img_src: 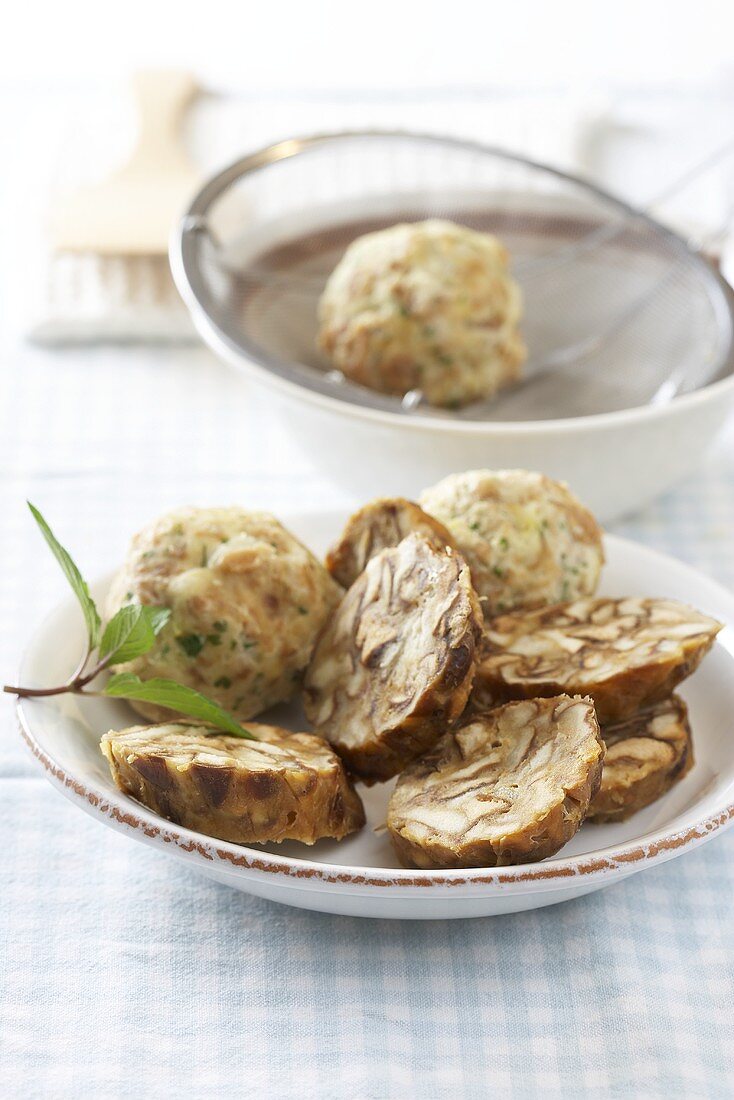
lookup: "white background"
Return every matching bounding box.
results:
[3,0,734,92]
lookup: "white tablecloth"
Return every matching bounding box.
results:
[2,88,734,1099]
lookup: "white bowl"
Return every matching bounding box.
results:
[15,509,734,919]
[196,334,734,520]
[172,132,734,521]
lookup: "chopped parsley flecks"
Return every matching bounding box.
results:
[498,537,509,551]
[242,640,257,651]
[397,303,411,318]
[170,523,184,536]
[206,633,222,646]
[469,521,481,533]
[214,676,232,689]
[212,620,227,632]
[297,605,309,616]
[493,565,504,578]
[176,633,204,658]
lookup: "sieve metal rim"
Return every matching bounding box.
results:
[171,128,734,431]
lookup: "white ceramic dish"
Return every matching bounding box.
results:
[230,372,734,523]
[15,510,734,919]
[172,132,734,521]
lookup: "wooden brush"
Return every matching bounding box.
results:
[31,70,200,345]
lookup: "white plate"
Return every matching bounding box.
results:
[15,510,734,919]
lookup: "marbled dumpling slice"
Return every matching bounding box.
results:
[474,597,721,724]
[101,722,365,845]
[304,533,483,783]
[326,497,455,589]
[388,695,603,869]
[589,695,694,822]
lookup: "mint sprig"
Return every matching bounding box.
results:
[28,502,102,650]
[5,505,253,739]
[105,674,254,739]
[99,604,170,665]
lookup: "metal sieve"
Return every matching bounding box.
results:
[172,131,734,423]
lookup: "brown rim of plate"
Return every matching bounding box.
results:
[17,702,734,890]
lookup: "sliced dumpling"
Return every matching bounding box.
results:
[303,533,483,783]
[101,722,365,845]
[325,497,455,588]
[588,695,693,822]
[473,597,721,724]
[388,696,603,869]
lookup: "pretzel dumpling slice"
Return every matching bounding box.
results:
[326,497,456,588]
[303,533,483,783]
[388,696,603,869]
[100,722,365,845]
[474,597,722,724]
[588,695,694,822]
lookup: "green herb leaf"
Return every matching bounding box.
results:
[103,673,254,739]
[99,605,170,665]
[176,633,204,657]
[28,502,101,649]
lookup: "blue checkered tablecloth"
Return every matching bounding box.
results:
[2,89,734,1100]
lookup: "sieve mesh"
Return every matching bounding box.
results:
[173,132,734,422]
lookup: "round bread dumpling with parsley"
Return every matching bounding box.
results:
[105,508,342,723]
[420,469,604,614]
[317,219,525,409]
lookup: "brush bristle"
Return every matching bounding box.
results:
[29,253,197,345]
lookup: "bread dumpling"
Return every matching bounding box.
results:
[420,468,604,615]
[318,219,525,409]
[105,507,341,722]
